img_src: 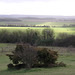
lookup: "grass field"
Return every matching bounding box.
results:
[36,22,75,27]
[0,43,75,75]
[0,49,75,75]
[0,21,75,26]
[0,27,75,37]
[0,21,44,26]
[0,21,75,36]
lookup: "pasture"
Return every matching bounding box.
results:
[0,27,75,36]
[0,21,75,36]
[36,22,75,27]
[0,43,75,75]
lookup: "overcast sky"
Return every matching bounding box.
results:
[0,0,75,16]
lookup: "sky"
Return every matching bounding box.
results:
[0,0,75,16]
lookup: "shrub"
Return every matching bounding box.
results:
[55,33,75,47]
[37,48,58,67]
[7,63,14,69]
[0,29,10,43]
[7,43,66,69]
[25,29,40,45]
[40,28,54,46]
[7,43,38,69]
[57,62,66,67]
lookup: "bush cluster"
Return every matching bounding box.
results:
[7,43,38,69]
[7,43,66,69]
[7,44,58,68]
[37,48,58,66]
[54,33,75,47]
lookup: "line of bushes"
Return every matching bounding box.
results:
[54,33,75,47]
[0,29,75,47]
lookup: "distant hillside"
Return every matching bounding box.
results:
[0,15,75,27]
[0,18,21,22]
[0,15,75,19]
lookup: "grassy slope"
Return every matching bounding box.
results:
[0,43,75,75]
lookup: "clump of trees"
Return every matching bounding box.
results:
[6,43,66,69]
[0,29,75,47]
[54,33,75,47]
[39,28,54,46]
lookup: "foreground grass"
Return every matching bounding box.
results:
[0,52,75,75]
[0,43,16,54]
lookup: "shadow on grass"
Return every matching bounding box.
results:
[0,68,42,75]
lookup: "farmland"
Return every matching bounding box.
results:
[0,26,75,36]
[0,17,75,36]
[0,16,75,75]
[0,18,75,36]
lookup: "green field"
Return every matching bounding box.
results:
[0,21,75,36]
[0,44,75,75]
[36,22,75,27]
[0,27,75,36]
[0,21,44,26]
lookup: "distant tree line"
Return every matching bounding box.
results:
[0,29,75,47]
[0,24,50,27]
[0,18,21,22]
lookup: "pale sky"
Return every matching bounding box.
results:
[0,0,75,16]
